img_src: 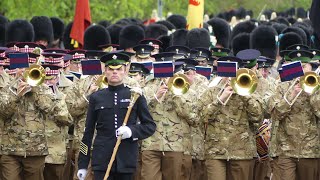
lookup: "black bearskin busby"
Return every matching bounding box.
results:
[250,25,278,59]
[119,25,145,50]
[84,24,111,50]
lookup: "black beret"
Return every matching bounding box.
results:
[84,24,111,50]
[6,19,34,43]
[30,16,54,46]
[119,25,145,50]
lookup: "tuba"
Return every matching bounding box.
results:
[284,72,320,106]
[217,68,258,105]
[167,74,190,95]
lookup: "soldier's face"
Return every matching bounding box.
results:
[105,66,127,86]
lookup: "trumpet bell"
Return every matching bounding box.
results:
[96,75,108,89]
[167,74,190,95]
[231,68,258,96]
[300,72,320,94]
[23,64,46,86]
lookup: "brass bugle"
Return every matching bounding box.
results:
[284,72,320,106]
[217,68,258,105]
[23,64,46,86]
[96,75,108,89]
[167,73,190,95]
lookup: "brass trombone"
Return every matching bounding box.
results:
[284,72,320,106]
[217,68,258,105]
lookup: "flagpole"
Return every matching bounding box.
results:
[158,0,163,19]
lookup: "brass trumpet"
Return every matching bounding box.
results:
[167,74,190,95]
[217,68,258,105]
[284,72,320,106]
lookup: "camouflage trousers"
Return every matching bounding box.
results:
[271,156,319,180]
[0,155,45,180]
[206,159,255,180]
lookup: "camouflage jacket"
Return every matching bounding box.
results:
[190,74,209,160]
[142,78,198,153]
[268,81,320,158]
[0,84,69,157]
[45,86,72,164]
[201,79,263,160]
[0,72,12,155]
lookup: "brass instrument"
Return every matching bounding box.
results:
[167,74,190,95]
[217,68,258,105]
[96,75,108,89]
[284,72,320,106]
[23,64,46,86]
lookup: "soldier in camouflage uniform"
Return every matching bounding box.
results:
[0,57,12,180]
[0,68,69,180]
[202,54,263,180]
[268,50,319,180]
[178,58,209,180]
[141,56,199,180]
[39,55,73,180]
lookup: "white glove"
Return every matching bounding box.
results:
[130,87,143,96]
[116,126,132,139]
[77,169,87,180]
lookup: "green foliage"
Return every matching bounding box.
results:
[0,0,312,24]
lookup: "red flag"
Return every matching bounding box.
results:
[70,0,92,49]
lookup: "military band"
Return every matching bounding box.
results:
[0,5,319,180]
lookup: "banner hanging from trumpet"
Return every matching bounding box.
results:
[9,53,29,69]
[279,61,304,82]
[153,61,174,78]
[81,59,102,75]
[196,66,212,79]
[217,61,238,77]
[186,0,204,30]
